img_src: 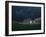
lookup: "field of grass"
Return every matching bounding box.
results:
[12,22,41,31]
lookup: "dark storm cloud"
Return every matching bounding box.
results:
[12,6,41,21]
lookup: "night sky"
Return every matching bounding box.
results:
[12,6,41,21]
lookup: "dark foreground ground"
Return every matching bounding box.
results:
[12,23,41,31]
